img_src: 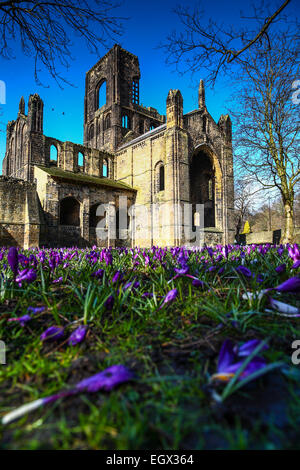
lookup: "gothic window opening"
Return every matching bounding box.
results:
[190,151,215,228]
[159,165,165,191]
[104,114,111,130]
[202,116,207,133]
[78,152,84,168]
[149,123,155,131]
[60,197,80,226]
[132,79,139,104]
[103,159,108,177]
[122,114,130,129]
[155,162,165,193]
[50,144,58,164]
[97,80,106,109]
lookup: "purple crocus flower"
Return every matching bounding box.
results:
[275,264,286,274]
[40,326,64,342]
[91,269,104,279]
[15,268,37,285]
[211,339,268,383]
[27,306,45,314]
[288,244,300,263]
[174,265,189,275]
[236,266,252,278]
[104,295,114,311]
[274,276,300,293]
[74,364,133,393]
[111,270,123,283]
[160,288,178,308]
[292,260,300,270]
[7,247,19,277]
[2,365,133,425]
[103,252,113,266]
[192,278,204,288]
[68,325,87,346]
[8,314,31,326]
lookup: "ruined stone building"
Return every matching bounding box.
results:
[0,44,234,248]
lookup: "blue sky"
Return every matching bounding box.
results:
[0,0,298,171]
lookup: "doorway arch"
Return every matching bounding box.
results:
[190,144,222,229]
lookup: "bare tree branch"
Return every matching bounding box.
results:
[0,0,127,86]
[161,0,294,85]
[231,29,299,242]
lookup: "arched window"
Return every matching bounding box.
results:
[60,197,80,226]
[97,80,106,109]
[149,123,155,131]
[155,162,165,193]
[159,165,165,191]
[78,152,84,167]
[103,159,108,177]
[104,114,111,130]
[190,151,215,228]
[132,79,139,104]
[202,116,207,133]
[50,144,58,164]
[122,114,130,129]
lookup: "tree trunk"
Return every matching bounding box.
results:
[281,201,294,244]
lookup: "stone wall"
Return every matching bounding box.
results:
[245,228,300,245]
[0,176,42,248]
[34,166,136,247]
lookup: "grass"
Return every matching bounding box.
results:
[0,243,299,449]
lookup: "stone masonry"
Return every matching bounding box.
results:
[1,44,234,248]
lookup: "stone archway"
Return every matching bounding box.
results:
[190,144,222,230]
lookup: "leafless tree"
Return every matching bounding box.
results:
[0,0,126,86]
[233,178,260,240]
[163,1,299,243]
[162,0,292,85]
[231,28,299,243]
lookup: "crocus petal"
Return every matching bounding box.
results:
[161,288,178,307]
[174,266,189,275]
[7,247,18,276]
[40,326,64,342]
[27,306,45,314]
[268,297,300,316]
[217,339,236,373]
[192,278,204,288]
[237,339,268,357]
[236,266,252,278]
[225,356,267,378]
[91,269,104,279]
[104,295,114,311]
[274,277,300,293]
[75,364,133,392]
[275,264,286,274]
[1,365,133,425]
[68,325,88,346]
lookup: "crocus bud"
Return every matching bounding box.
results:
[7,247,18,278]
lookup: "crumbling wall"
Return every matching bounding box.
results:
[0,176,41,248]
